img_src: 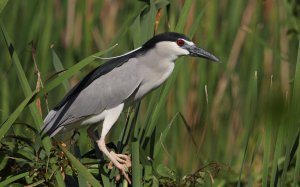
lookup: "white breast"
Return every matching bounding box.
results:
[148,62,174,89]
[134,54,175,100]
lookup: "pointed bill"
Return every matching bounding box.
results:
[185,45,220,62]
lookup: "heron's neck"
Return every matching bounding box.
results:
[136,49,176,84]
[138,49,177,69]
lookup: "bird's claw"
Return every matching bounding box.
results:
[110,151,131,168]
[108,151,132,184]
[119,166,131,184]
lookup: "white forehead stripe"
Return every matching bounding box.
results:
[155,41,189,56]
[181,39,194,46]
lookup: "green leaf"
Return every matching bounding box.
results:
[140,0,156,42]
[51,48,70,91]
[0,172,29,186]
[292,40,300,187]
[0,91,37,141]
[1,77,9,123]
[1,22,50,150]
[58,144,101,187]
[238,71,258,187]
[0,0,8,14]
[153,112,178,158]
[26,179,45,187]
[143,165,159,187]
[0,21,116,142]
[174,0,193,32]
[0,153,8,171]
[1,22,65,186]
[156,164,176,180]
[36,44,117,99]
[132,140,141,186]
[140,0,196,147]
[130,15,142,47]
[294,134,300,186]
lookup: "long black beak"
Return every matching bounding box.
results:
[186,45,219,62]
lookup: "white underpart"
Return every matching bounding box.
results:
[134,63,174,100]
[81,110,107,125]
[156,63,174,85]
[81,103,124,137]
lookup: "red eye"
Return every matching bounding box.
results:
[176,39,185,46]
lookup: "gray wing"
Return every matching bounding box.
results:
[66,58,141,117]
[41,58,142,137]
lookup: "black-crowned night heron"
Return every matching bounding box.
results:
[41,32,219,183]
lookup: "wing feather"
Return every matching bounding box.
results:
[41,57,142,136]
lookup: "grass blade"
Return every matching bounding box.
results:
[174,0,193,32]
[1,20,53,152]
[0,172,29,186]
[0,91,36,140]
[291,40,300,187]
[153,112,179,158]
[51,47,70,91]
[262,123,272,187]
[58,144,101,187]
[294,134,300,186]
[141,0,197,145]
[0,0,8,14]
[1,21,66,186]
[132,141,141,186]
[238,71,258,187]
[1,78,9,123]
[37,44,117,98]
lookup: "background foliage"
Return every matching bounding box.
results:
[0,0,300,186]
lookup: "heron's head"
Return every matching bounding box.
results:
[142,32,219,62]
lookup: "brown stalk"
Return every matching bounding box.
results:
[154,8,162,33]
[279,0,290,96]
[30,42,43,115]
[65,0,76,47]
[210,0,257,129]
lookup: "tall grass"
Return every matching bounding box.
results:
[0,0,299,186]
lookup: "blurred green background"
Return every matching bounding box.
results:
[0,0,300,186]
